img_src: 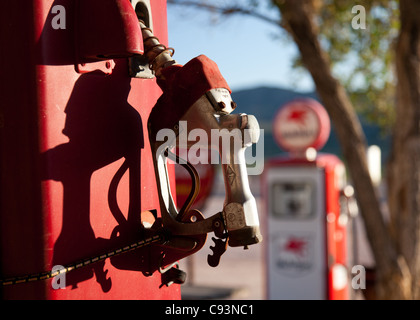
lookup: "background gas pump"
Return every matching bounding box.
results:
[263,98,353,300]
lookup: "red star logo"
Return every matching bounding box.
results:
[284,238,307,256]
[287,109,307,126]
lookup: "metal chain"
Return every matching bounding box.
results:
[0,234,163,286]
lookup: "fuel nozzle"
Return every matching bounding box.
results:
[144,22,262,251]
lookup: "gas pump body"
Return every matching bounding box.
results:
[264,155,349,300]
[263,99,350,300]
[0,0,179,299]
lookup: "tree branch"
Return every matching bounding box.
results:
[167,0,282,28]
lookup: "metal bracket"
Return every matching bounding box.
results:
[75,60,115,75]
[129,54,154,79]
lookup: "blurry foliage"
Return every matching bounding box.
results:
[168,0,400,129]
[312,0,400,129]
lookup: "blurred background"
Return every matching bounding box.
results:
[165,0,417,300]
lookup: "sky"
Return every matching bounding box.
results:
[166,4,315,93]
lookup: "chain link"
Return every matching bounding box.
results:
[0,234,163,286]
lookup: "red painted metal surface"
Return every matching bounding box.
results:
[317,154,349,300]
[76,0,144,61]
[1,0,180,300]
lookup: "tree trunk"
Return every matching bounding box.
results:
[278,0,411,299]
[387,0,420,299]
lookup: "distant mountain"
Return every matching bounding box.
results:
[231,86,391,162]
[232,87,317,120]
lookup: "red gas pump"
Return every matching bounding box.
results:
[263,99,351,300]
[1,0,179,300]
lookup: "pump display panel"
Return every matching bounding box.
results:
[271,181,316,219]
